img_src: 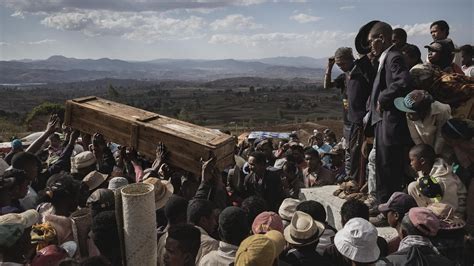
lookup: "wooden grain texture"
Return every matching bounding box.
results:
[65,96,236,175]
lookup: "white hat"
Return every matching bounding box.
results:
[279,198,301,222]
[108,177,129,191]
[71,151,96,173]
[82,170,108,191]
[283,211,325,246]
[334,217,380,263]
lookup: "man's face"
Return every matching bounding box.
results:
[335,57,353,72]
[427,49,441,64]
[461,51,472,66]
[315,135,324,147]
[305,154,321,171]
[386,210,399,228]
[248,156,265,175]
[368,33,384,57]
[164,238,188,266]
[201,210,218,235]
[392,33,405,49]
[24,162,39,182]
[408,151,423,172]
[430,25,446,41]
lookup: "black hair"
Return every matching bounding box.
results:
[340,199,369,225]
[46,173,81,207]
[1,169,28,188]
[401,43,422,64]
[393,28,407,43]
[241,196,267,226]
[289,144,304,153]
[91,211,121,264]
[11,152,41,171]
[296,200,326,223]
[249,151,267,165]
[409,144,436,165]
[167,224,201,260]
[187,199,215,225]
[165,195,188,224]
[79,256,110,266]
[303,147,320,157]
[400,213,423,237]
[218,206,249,246]
[460,44,473,56]
[282,160,297,175]
[430,20,449,36]
[441,118,474,141]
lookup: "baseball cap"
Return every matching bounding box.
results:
[394,90,427,113]
[378,192,417,214]
[252,211,284,234]
[235,231,283,266]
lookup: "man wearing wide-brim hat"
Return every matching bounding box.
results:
[358,20,413,204]
[283,211,333,265]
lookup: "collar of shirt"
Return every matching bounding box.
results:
[377,44,395,72]
[217,241,239,257]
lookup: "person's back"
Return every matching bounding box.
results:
[286,245,333,266]
[384,245,454,266]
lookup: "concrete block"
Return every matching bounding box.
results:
[300,185,398,241]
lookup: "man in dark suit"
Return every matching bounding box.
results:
[364,21,413,203]
[243,151,285,212]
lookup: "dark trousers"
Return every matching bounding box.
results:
[375,123,408,202]
[348,123,366,187]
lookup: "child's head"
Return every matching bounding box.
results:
[408,144,436,172]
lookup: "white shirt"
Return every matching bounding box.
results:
[378,44,395,72]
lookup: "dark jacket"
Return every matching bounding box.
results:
[382,245,455,266]
[284,246,334,266]
[369,46,413,145]
[347,55,374,125]
[243,168,284,212]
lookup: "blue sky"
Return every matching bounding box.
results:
[0,0,472,61]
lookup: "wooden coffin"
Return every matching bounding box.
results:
[64,96,236,175]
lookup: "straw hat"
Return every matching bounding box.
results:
[82,171,108,191]
[142,178,174,210]
[427,203,466,230]
[283,211,325,247]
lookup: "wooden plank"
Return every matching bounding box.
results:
[65,96,236,175]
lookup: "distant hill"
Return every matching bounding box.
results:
[0,55,327,84]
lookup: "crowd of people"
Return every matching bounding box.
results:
[0,20,473,266]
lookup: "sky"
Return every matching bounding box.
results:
[0,0,472,61]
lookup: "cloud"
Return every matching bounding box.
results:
[289,13,322,23]
[339,5,355,10]
[40,10,206,42]
[209,30,354,47]
[11,10,25,18]
[2,0,267,14]
[0,42,10,46]
[23,39,57,45]
[210,14,263,31]
[393,22,431,36]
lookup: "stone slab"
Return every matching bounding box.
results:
[300,185,398,241]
